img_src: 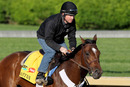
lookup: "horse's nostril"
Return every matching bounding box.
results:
[95,69,99,73]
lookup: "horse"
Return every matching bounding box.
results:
[0,35,102,87]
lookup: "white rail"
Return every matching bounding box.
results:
[0,30,130,38]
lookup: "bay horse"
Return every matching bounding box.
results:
[0,35,102,87]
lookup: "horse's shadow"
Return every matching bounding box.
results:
[103,70,130,74]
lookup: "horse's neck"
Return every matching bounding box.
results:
[57,51,82,84]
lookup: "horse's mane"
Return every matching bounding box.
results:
[67,39,96,58]
[83,39,96,44]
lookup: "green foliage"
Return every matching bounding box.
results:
[0,0,129,29]
[0,0,9,22]
[76,0,130,29]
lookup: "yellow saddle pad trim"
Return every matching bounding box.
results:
[19,51,43,84]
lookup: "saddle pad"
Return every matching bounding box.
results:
[19,51,43,84]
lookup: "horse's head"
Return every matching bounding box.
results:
[80,35,102,79]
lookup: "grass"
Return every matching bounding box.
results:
[0,38,41,59]
[0,37,130,77]
[0,24,39,30]
[0,24,130,77]
[0,24,130,31]
[97,38,130,77]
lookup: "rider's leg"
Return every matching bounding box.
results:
[37,38,56,73]
[37,40,68,73]
[36,39,68,85]
[36,38,56,84]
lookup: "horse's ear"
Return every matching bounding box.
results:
[93,34,97,41]
[80,36,85,44]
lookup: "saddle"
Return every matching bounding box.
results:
[19,49,69,85]
[39,49,69,69]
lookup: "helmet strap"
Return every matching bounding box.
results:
[62,13,69,24]
[63,13,69,24]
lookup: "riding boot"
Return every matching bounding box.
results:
[36,72,48,85]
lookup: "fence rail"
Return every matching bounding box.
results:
[0,30,130,38]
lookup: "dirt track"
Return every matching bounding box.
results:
[86,76,130,87]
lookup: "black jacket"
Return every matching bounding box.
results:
[37,13,76,51]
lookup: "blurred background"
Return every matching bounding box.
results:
[0,0,129,30]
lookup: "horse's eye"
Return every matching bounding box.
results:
[86,52,89,56]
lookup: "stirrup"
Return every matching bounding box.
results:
[36,72,48,85]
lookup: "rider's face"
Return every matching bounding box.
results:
[64,14,75,24]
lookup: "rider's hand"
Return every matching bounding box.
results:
[60,47,68,55]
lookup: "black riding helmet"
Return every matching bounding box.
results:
[61,1,78,15]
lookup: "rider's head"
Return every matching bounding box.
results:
[61,1,78,16]
[61,1,78,23]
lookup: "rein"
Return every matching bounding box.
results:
[70,59,89,71]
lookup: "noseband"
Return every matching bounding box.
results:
[70,44,98,75]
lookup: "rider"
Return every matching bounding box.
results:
[36,1,78,84]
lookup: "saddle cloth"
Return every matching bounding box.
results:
[19,51,43,84]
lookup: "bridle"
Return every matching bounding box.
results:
[70,44,98,75]
[69,43,99,86]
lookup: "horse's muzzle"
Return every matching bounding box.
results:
[92,69,103,79]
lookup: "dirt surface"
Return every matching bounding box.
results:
[86,76,130,87]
